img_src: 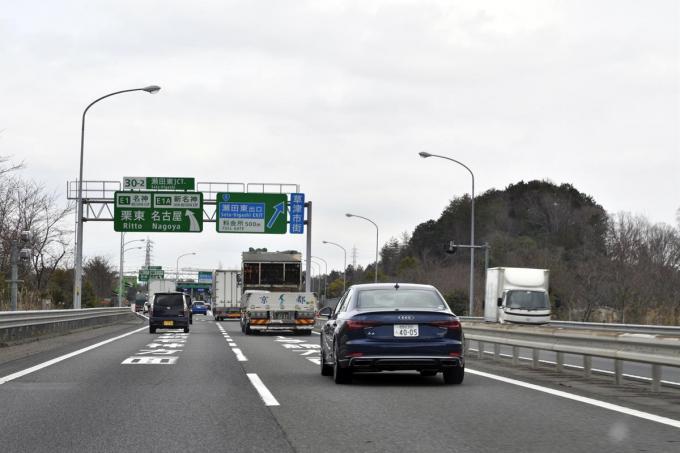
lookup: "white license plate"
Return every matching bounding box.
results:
[394,324,419,337]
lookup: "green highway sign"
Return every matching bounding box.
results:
[139,268,164,281]
[216,193,287,234]
[114,191,203,233]
[123,275,137,287]
[123,177,195,191]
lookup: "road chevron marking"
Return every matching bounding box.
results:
[466,368,680,429]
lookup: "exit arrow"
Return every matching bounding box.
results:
[267,202,285,229]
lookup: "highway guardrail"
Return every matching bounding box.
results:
[0,308,136,345]
[463,323,680,392]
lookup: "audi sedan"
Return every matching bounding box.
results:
[319,283,464,385]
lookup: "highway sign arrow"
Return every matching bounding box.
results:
[267,202,285,229]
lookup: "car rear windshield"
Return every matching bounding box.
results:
[154,294,184,308]
[356,289,447,310]
[194,302,204,306]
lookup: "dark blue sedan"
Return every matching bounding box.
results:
[319,283,464,385]
[191,301,208,315]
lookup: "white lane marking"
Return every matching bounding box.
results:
[247,373,280,406]
[0,326,147,385]
[122,357,178,365]
[232,348,248,362]
[466,368,680,429]
[228,343,237,347]
[312,331,320,335]
[470,348,680,387]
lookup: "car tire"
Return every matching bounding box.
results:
[420,370,437,377]
[333,346,352,384]
[321,349,333,376]
[443,366,464,385]
[149,326,156,334]
[184,327,190,333]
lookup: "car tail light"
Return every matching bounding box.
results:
[346,320,379,330]
[449,351,461,357]
[431,319,461,330]
[347,352,364,357]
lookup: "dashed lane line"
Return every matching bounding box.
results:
[217,324,247,361]
[247,373,280,406]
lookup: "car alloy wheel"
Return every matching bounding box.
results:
[333,345,352,384]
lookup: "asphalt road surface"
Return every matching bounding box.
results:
[1,315,679,452]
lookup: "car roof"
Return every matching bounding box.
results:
[349,283,439,291]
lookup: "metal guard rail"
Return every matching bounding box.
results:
[0,308,132,329]
[463,323,680,392]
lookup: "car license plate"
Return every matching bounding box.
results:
[163,320,174,327]
[394,324,418,337]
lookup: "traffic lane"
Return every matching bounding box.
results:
[0,316,147,378]
[0,319,293,453]
[471,341,680,384]
[224,322,680,453]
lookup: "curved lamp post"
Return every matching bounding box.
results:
[311,255,328,301]
[346,213,379,283]
[176,252,197,283]
[118,237,146,307]
[419,151,475,316]
[322,240,347,293]
[73,85,161,309]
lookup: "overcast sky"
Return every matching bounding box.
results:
[1,0,678,276]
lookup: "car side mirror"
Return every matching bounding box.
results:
[497,297,503,307]
[318,306,333,318]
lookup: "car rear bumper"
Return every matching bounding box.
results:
[250,324,314,331]
[345,355,463,371]
[149,318,190,328]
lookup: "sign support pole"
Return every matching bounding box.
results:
[305,201,312,293]
[118,233,124,307]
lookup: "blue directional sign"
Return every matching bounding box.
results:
[289,193,305,234]
[216,193,287,234]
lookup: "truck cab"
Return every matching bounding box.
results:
[485,267,551,324]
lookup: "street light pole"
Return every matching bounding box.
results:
[73,85,161,309]
[345,213,379,283]
[322,240,347,293]
[311,256,328,302]
[176,252,197,284]
[118,235,145,307]
[419,151,476,315]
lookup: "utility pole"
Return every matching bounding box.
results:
[351,245,357,270]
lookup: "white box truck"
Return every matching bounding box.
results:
[240,290,318,335]
[213,270,242,321]
[484,267,551,324]
[147,279,177,310]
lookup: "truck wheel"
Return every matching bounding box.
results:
[443,366,464,385]
[245,322,252,335]
[184,327,190,333]
[300,330,312,336]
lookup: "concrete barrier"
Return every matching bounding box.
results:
[0,308,137,346]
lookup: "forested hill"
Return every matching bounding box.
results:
[376,180,680,324]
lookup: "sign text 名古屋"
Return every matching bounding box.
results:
[114,191,203,233]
